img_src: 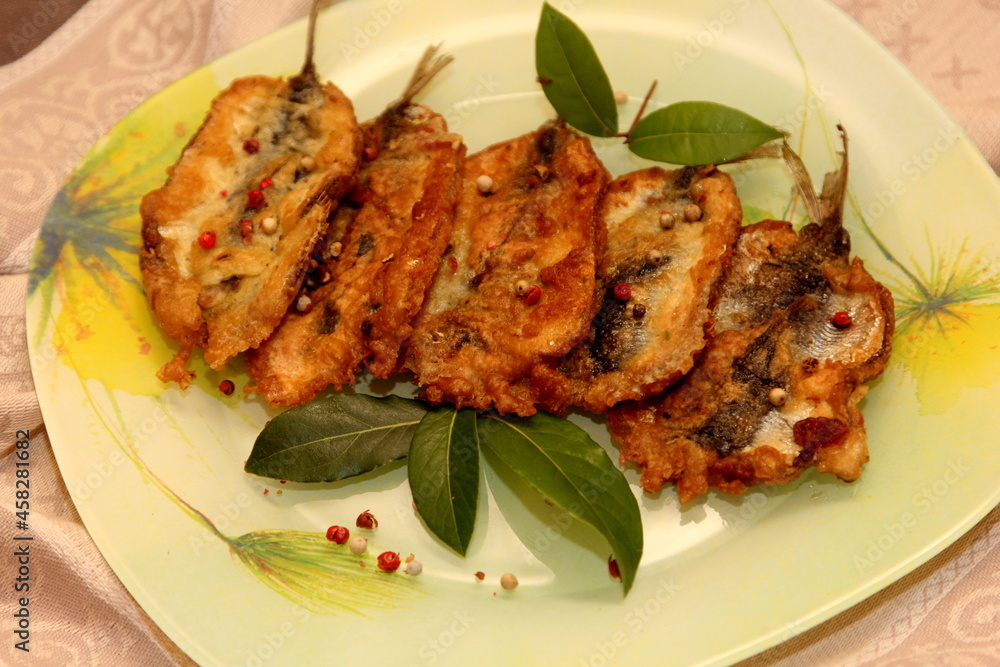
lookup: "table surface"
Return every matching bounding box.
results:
[1,1,998,665]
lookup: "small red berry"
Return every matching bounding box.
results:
[259,177,274,189]
[524,285,542,306]
[326,525,349,544]
[218,379,235,395]
[830,311,852,328]
[243,138,260,154]
[377,552,401,572]
[608,555,621,580]
[197,231,216,249]
[247,189,266,210]
[613,282,632,301]
[356,510,378,529]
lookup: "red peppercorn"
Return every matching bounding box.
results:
[608,555,621,580]
[524,285,542,306]
[247,189,266,210]
[377,551,401,572]
[356,510,378,529]
[830,311,852,328]
[218,379,235,396]
[243,138,260,154]
[326,525,349,545]
[613,282,632,301]
[259,177,273,189]
[197,231,216,249]
[219,190,228,198]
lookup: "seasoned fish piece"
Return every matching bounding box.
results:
[551,165,742,413]
[140,2,362,387]
[246,48,465,406]
[404,121,610,416]
[608,136,895,502]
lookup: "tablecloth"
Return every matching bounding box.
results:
[1,1,997,665]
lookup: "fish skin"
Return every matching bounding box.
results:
[404,121,610,417]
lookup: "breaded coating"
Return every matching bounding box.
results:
[404,121,610,416]
[246,47,464,406]
[551,165,742,413]
[608,136,894,502]
[140,9,362,387]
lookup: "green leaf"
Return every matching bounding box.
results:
[245,394,429,482]
[408,408,481,555]
[536,2,618,137]
[477,412,643,593]
[628,101,783,165]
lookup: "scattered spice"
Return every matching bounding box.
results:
[659,211,676,230]
[296,295,312,313]
[830,311,852,328]
[218,379,235,396]
[197,231,216,249]
[299,155,316,172]
[630,303,647,319]
[646,249,664,266]
[524,285,542,306]
[613,282,632,301]
[247,189,266,210]
[475,571,486,581]
[683,203,703,222]
[515,279,531,296]
[608,556,621,580]
[356,510,379,529]
[405,560,423,576]
[614,90,629,105]
[258,177,274,189]
[377,551,401,572]
[260,217,278,234]
[500,573,519,590]
[348,536,368,555]
[476,174,494,194]
[326,525,349,544]
[219,190,228,198]
[768,387,788,406]
[242,138,260,154]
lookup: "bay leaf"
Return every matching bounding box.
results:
[628,101,783,165]
[477,412,643,593]
[244,394,428,482]
[408,408,480,555]
[536,2,618,137]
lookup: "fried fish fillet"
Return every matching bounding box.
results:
[549,165,742,413]
[245,48,465,406]
[404,121,610,416]
[140,3,362,387]
[608,136,895,502]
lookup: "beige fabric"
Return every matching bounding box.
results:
[0,1,996,664]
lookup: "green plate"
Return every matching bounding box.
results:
[27,0,1000,665]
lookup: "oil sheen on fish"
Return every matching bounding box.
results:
[550,165,742,413]
[245,49,465,406]
[608,137,894,502]
[404,120,610,416]
[140,4,362,387]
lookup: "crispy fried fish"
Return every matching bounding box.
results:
[403,121,610,416]
[245,48,465,406]
[550,165,742,413]
[140,1,362,387]
[608,135,894,502]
